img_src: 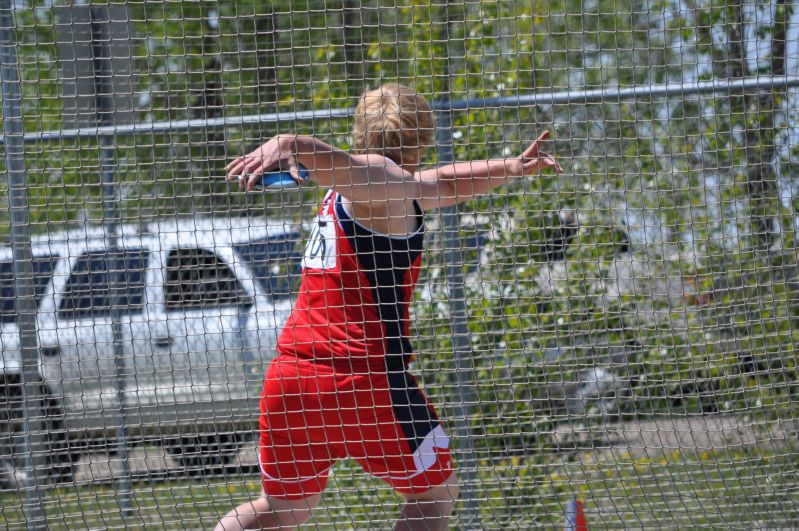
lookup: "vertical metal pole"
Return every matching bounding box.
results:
[436,110,481,528]
[91,8,133,517]
[434,0,480,526]
[0,2,48,529]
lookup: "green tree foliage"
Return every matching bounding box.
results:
[412,0,799,460]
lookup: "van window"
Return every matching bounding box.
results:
[58,250,149,320]
[0,257,59,323]
[234,235,301,301]
[164,248,253,310]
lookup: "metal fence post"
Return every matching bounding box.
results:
[0,1,48,529]
[436,108,481,528]
[91,7,133,518]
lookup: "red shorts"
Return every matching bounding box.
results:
[258,355,454,500]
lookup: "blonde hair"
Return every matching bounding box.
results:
[352,83,435,168]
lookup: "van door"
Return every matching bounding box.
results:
[0,254,60,372]
[50,247,149,430]
[232,234,302,375]
[146,244,255,424]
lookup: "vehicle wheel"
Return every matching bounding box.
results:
[164,432,250,476]
[0,376,76,490]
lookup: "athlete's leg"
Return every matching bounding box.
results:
[345,369,458,530]
[219,356,333,530]
[214,493,322,531]
[395,472,459,531]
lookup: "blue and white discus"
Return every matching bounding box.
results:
[255,163,309,191]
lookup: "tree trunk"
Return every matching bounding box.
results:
[726,0,791,251]
[343,0,364,91]
[254,11,278,110]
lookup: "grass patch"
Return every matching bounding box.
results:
[484,446,799,529]
[1,447,797,529]
[573,447,799,528]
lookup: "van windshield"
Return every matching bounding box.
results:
[234,235,301,301]
[0,257,59,323]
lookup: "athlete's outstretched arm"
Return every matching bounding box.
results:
[226,134,413,204]
[415,131,562,211]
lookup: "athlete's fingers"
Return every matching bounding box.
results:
[520,130,551,161]
[233,149,265,172]
[242,156,272,179]
[553,156,563,173]
[521,152,562,175]
[235,160,257,191]
[286,155,304,185]
[520,142,539,161]
[226,156,245,175]
[232,156,263,191]
[227,158,256,191]
[228,137,298,191]
[518,131,562,175]
[536,152,562,173]
[226,157,247,180]
[242,153,266,172]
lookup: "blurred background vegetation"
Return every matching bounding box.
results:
[1,0,798,526]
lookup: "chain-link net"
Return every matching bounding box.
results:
[1,1,798,529]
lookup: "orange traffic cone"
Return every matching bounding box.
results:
[564,498,587,531]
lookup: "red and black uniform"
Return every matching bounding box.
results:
[259,190,454,499]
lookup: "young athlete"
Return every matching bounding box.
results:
[217,83,561,530]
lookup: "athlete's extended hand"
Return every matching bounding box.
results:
[518,130,563,175]
[225,135,303,191]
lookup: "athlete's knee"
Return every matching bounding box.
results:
[432,473,460,508]
[267,494,321,527]
[396,474,459,531]
[404,472,460,507]
[215,494,320,530]
[446,476,460,505]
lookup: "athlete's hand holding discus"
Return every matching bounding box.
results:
[226,135,307,192]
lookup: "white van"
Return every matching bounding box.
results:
[0,217,302,486]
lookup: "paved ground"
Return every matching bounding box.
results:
[551,414,798,457]
[72,439,261,484]
[67,414,799,484]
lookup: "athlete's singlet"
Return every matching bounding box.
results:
[276,189,425,373]
[260,189,454,499]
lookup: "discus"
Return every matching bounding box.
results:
[254,163,309,191]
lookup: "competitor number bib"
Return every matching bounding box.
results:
[302,212,337,270]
